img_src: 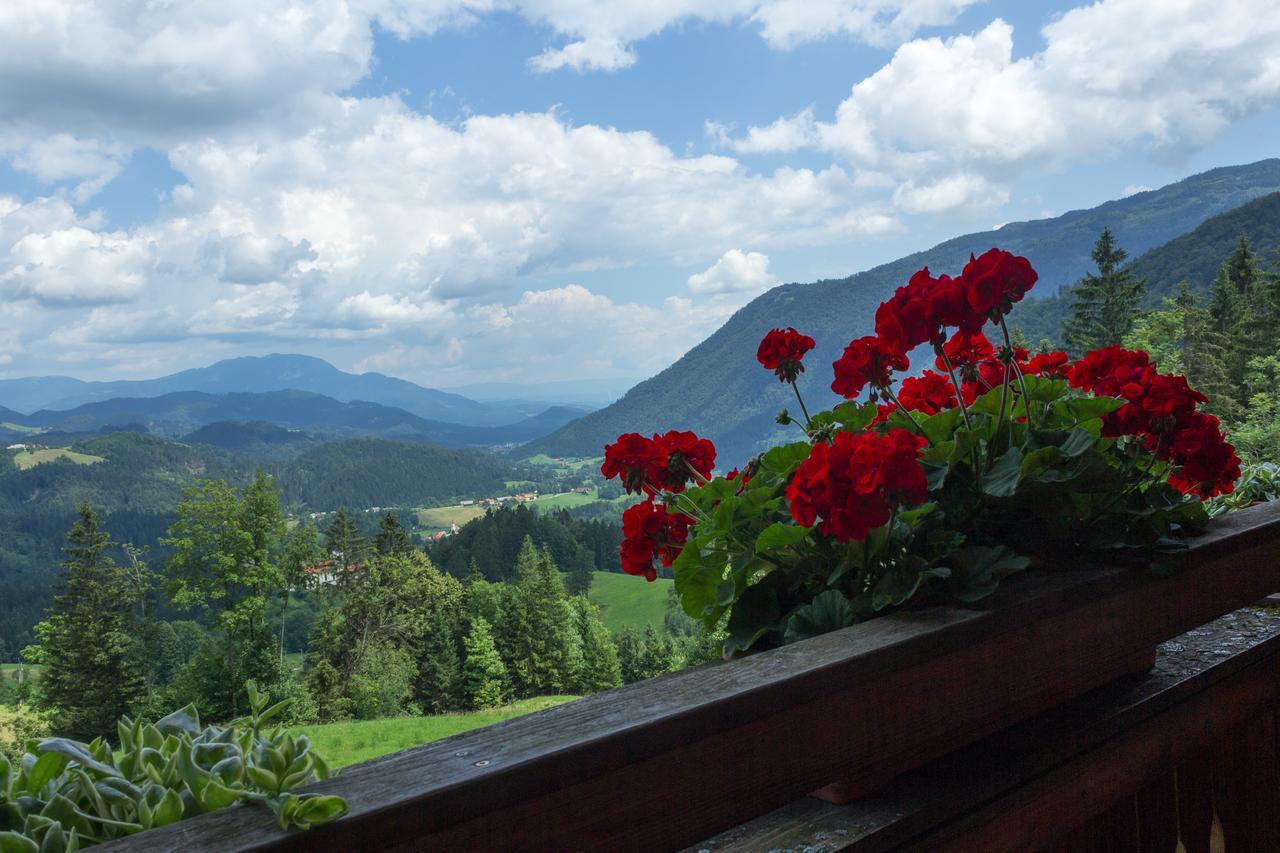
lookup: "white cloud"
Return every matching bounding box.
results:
[1121,184,1152,198]
[687,249,779,294]
[721,1,1280,211]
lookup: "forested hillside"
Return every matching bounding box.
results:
[526,159,1280,464]
[1011,191,1280,344]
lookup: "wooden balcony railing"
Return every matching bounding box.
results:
[106,501,1280,852]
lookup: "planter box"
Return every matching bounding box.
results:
[111,502,1280,852]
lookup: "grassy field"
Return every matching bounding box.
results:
[297,696,578,768]
[1,422,43,436]
[416,504,487,530]
[11,448,105,470]
[532,490,598,511]
[0,663,43,682]
[524,454,602,472]
[588,571,671,634]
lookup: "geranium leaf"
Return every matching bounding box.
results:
[984,447,1024,497]
[783,590,856,643]
[754,522,811,554]
[1060,426,1097,457]
[920,408,963,445]
[832,400,878,432]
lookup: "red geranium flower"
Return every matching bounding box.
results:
[757,327,816,383]
[961,249,1038,317]
[1067,346,1155,398]
[786,428,928,542]
[832,336,910,398]
[1158,412,1240,499]
[651,430,716,491]
[898,370,958,415]
[1024,351,1070,379]
[620,499,692,581]
[936,329,995,373]
[602,433,664,494]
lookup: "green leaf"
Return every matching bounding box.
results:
[919,408,962,445]
[948,545,1030,603]
[0,831,37,853]
[723,576,784,655]
[154,705,201,738]
[984,446,1024,497]
[758,441,811,475]
[151,790,183,828]
[1060,426,1097,457]
[1020,375,1069,403]
[291,795,348,829]
[35,741,117,779]
[754,522,811,554]
[783,591,856,644]
[1062,395,1124,422]
[25,753,68,798]
[831,400,878,432]
[197,779,240,812]
[871,562,949,611]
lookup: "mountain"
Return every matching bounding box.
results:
[182,421,324,459]
[526,159,1280,464]
[1011,191,1280,344]
[442,378,640,409]
[0,353,520,426]
[7,390,589,449]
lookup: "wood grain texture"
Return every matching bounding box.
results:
[104,502,1280,852]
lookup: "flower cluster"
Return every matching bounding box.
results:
[757,327,816,383]
[602,430,715,580]
[602,430,716,494]
[1068,346,1240,497]
[619,499,691,581]
[786,429,928,542]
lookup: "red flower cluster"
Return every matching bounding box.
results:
[961,249,1037,316]
[831,336,909,398]
[620,499,691,581]
[786,429,928,542]
[757,327,816,383]
[1068,347,1239,497]
[602,430,716,494]
[898,370,958,415]
[1024,350,1071,379]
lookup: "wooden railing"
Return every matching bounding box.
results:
[106,501,1280,852]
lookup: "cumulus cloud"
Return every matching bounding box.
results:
[719,0,1280,211]
[687,249,779,294]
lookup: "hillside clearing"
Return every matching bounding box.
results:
[11,449,105,470]
[588,570,671,634]
[296,696,578,768]
[416,504,487,530]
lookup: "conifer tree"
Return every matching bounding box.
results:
[1063,228,1146,355]
[572,596,622,693]
[374,510,414,556]
[635,625,679,681]
[503,538,581,696]
[417,618,463,713]
[462,617,509,710]
[323,508,367,584]
[40,504,146,739]
[615,626,644,684]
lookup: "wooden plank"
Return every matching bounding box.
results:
[695,610,1280,853]
[1134,772,1178,853]
[1174,754,1214,853]
[107,502,1280,852]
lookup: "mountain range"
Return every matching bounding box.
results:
[0,354,543,426]
[525,158,1280,464]
[0,390,590,451]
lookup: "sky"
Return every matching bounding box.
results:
[1,1,1279,390]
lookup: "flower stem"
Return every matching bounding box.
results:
[880,386,926,438]
[790,379,813,428]
[937,348,974,430]
[1000,317,1033,423]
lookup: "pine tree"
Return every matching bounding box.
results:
[1063,228,1146,355]
[615,626,644,684]
[417,619,463,713]
[635,625,678,681]
[40,505,146,739]
[462,617,509,710]
[374,510,414,556]
[502,538,581,696]
[323,508,367,585]
[572,596,622,693]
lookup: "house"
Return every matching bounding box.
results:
[301,559,360,586]
[460,499,476,506]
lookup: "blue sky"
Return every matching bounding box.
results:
[0,0,1277,388]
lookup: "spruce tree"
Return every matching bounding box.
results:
[503,538,581,696]
[462,617,509,710]
[374,510,414,556]
[323,508,367,583]
[635,625,678,681]
[1063,228,1146,355]
[615,626,644,684]
[40,504,146,740]
[572,596,622,693]
[417,617,463,713]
